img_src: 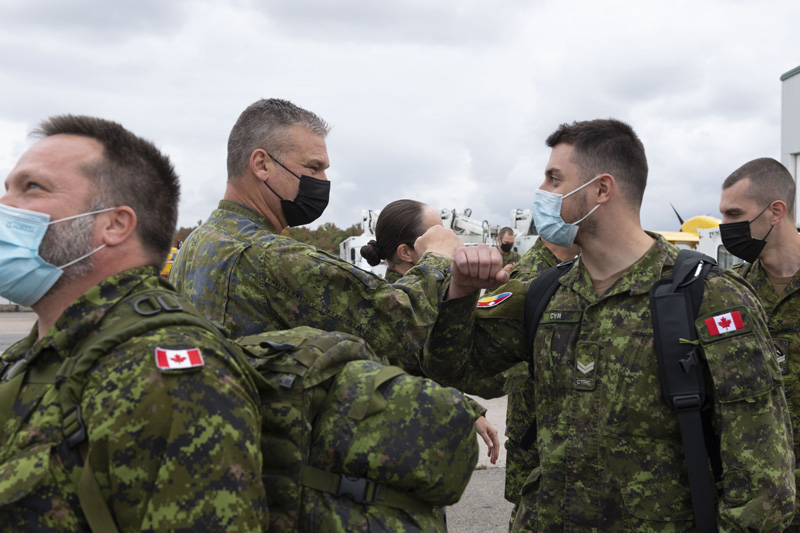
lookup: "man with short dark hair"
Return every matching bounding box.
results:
[496,226,521,272]
[719,156,800,527]
[170,98,464,370]
[422,119,795,531]
[0,115,265,531]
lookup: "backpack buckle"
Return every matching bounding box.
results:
[672,394,701,412]
[63,405,88,449]
[2,359,27,381]
[337,475,379,504]
[133,295,184,316]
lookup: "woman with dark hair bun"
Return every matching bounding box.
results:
[361,199,501,465]
[360,199,444,282]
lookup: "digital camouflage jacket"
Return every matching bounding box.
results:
[0,267,266,532]
[735,258,800,528]
[383,268,402,283]
[500,248,522,268]
[422,234,795,531]
[170,200,451,372]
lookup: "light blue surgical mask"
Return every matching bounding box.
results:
[532,175,600,248]
[0,204,115,306]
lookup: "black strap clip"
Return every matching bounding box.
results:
[672,394,701,412]
[63,404,88,449]
[133,295,184,316]
[337,475,379,504]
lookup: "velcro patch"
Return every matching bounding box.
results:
[696,306,752,343]
[574,342,598,391]
[477,292,512,308]
[540,310,582,324]
[704,310,744,336]
[155,347,204,370]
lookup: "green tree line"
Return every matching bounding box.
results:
[174,221,362,255]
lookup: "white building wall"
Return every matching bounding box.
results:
[781,66,800,178]
[782,66,800,215]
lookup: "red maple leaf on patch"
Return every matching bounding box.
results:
[171,354,186,363]
[717,316,732,329]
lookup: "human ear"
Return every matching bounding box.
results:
[769,200,787,225]
[396,243,415,263]
[596,174,615,204]
[250,149,271,182]
[98,206,137,247]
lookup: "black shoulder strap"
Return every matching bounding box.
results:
[649,249,718,532]
[523,258,577,363]
[519,257,576,451]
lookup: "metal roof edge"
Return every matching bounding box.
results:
[781,65,800,81]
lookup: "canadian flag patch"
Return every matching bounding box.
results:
[704,311,745,336]
[155,348,204,370]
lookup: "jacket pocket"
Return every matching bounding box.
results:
[0,444,51,506]
[621,476,694,525]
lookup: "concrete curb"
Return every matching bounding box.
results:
[0,305,33,312]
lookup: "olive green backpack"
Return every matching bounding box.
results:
[57,284,478,532]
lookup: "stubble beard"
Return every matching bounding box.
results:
[38,214,97,295]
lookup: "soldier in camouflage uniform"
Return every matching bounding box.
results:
[167,99,497,468]
[0,116,265,531]
[421,119,795,531]
[170,99,463,372]
[360,198,501,461]
[359,199,446,283]
[719,157,800,530]
[496,227,522,272]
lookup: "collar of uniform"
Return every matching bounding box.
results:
[533,238,559,268]
[745,258,800,305]
[14,266,162,363]
[560,231,675,301]
[217,200,278,234]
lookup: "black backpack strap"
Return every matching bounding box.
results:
[523,258,577,363]
[650,249,718,532]
[519,257,576,451]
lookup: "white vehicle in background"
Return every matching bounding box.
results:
[340,208,534,275]
[660,214,742,269]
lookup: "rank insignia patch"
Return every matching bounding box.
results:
[704,310,744,336]
[155,348,205,370]
[477,292,512,308]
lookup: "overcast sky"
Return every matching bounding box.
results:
[2,0,799,236]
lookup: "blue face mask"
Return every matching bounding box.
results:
[532,175,600,248]
[0,204,115,306]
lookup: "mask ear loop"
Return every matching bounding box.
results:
[57,244,107,269]
[47,206,117,225]
[563,175,602,225]
[48,206,116,268]
[751,203,775,241]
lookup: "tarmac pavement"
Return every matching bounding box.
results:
[0,310,36,351]
[0,310,515,532]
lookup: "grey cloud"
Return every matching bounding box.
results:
[254,0,526,45]
[0,0,190,43]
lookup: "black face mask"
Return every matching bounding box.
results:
[719,204,773,263]
[265,153,330,227]
[500,242,514,253]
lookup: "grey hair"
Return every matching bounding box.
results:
[226,98,330,180]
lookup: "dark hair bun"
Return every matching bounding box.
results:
[360,240,385,266]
